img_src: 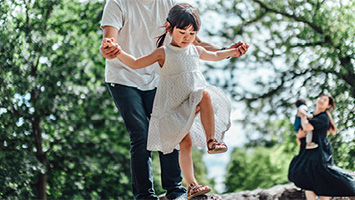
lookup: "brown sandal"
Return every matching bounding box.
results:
[187,182,211,200]
[207,138,228,154]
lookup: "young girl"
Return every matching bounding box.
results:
[104,3,249,199]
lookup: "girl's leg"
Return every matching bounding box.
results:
[179,133,210,199]
[319,197,330,200]
[179,133,195,184]
[305,190,317,200]
[305,131,318,149]
[197,91,215,142]
[306,131,312,143]
[197,91,227,152]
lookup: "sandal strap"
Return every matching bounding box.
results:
[207,139,227,150]
[188,182,198,189]
[187,182,207,195]
[207,138,217,145]
[207,138,217,150]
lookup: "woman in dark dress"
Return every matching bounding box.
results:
[288,94,355,200]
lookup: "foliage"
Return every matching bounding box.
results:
[0,0,133,199]
[201,0,355,182]
[225,119,298,193]
[0,1,212,199]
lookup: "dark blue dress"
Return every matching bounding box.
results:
[288,111,355,196]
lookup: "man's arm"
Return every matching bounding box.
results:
[193,36,222,51]
[100,26,121,59]
[194,36,248,57]
[197,43,249,61]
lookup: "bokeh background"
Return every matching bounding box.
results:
[1,0,354,199]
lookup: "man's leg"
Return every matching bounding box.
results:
[108,83,157,200]
[142,90,186,199]
[159,150,187,199]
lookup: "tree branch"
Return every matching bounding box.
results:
[289,41,325,48]
[252,0,323,34]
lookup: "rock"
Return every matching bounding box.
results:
[219,183,355,200]
[159,183,355,200]
[158,194,222,200]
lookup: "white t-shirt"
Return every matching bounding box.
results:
[101,0,175,90]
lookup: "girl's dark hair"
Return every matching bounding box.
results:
[157,3,201,47]
[319,93,337,135]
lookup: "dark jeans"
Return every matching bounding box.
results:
[108,83,186,200]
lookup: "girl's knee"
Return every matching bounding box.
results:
[201,91,211,103]
[180,135,193,149]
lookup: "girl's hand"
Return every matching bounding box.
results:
[100,37,121,59]
[296,129,307,139]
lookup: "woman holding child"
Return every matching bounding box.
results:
[288,94,355,199]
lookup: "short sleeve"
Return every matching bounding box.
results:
[299,104,308,111]
[309,112,329,130]
[100,0,123,31]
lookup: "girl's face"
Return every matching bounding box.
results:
[170,25,197,48]
[316,95,331,110]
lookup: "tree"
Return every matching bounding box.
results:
[201,0,355,169]
[196,0,355,192]
[225,119,298,192]
[1,1,212,199]
[0,0,132,199]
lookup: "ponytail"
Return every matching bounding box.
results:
[156,32,167,48]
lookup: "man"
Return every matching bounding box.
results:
[100,1,247,199]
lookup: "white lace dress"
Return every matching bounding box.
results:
[147,43,231,154]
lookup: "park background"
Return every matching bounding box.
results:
[1,0,354,199]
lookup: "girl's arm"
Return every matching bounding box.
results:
[117,47,165,69]
[196,43,249,61]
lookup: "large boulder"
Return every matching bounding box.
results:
[159,183,355,200]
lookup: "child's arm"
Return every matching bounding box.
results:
[116,45,165,69]
[197,43,249,61]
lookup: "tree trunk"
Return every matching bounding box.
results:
[37,173,47,200]
[33,115,47,200]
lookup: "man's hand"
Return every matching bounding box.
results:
[100,37,121,59]
[227,41,249,57]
